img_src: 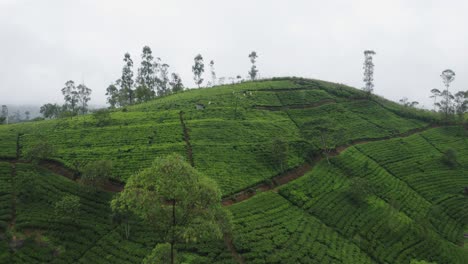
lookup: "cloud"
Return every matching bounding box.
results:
[0,0,467,108]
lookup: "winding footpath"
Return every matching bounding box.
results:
[0,124,440,206]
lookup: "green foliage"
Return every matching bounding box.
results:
[347,177,372,205]
[23,139,56,164]
[441,148,458,168]
[112,154,231,263]
[271,138,288,172]
[143,243,174,264]
[80,160,113,189]
[92,109,112,127]
[54,194,80,222]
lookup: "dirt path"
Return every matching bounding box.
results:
[222,124,441,205]
[179,111,195,167]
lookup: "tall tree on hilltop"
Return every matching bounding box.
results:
[192,54,205,88]
[362,50,376,95]
[158,63,171,96]
[111,154,232,264]
[136,46,156,102]
[440,69,456,119]
[454,90,468,121]
[62,80,79,115]
[120,53,135,106]
[430,88,441,111]
[76,83,92,114]
[106,83,120,108]
[170,73,184,93]
[248,51,258,80]
[209,60,216,86]
[40,103,61,119]
[1,105,8,124]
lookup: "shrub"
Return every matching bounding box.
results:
[80,160,113,189]
[441,148,458,168]
[347,177,372,205]
[143,243,174,264]
[93,109,112,127]
[23,140,56,164]
[55,194,80,222]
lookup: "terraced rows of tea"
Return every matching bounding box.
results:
[0,78,466,263]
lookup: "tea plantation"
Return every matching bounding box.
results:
[0,78,466,263]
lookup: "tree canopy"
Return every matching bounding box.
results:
[111,154,231,264]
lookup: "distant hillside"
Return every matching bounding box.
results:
[0,77,466,263]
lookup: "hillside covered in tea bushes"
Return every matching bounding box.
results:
[0,78,467,263]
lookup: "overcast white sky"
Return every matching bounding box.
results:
[1,0,467,108]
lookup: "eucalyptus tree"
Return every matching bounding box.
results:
[430,88,441,111]
[170,73,184,93]
[248,51,258,80]
[105,83,120,108]
[61,80,79,115]
[76,84,92,114]
[158,63,171,96]
[192,54,205,88]
[120,53,135,106]
[40,103,61,119]
[1,105,8,124]
[440,69,456,119]
[111,154,231,264]
[136,46,156,101]
[209,60,216,86]
[362,50,376,95]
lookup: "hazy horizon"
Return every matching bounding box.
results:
[1,0,467,109]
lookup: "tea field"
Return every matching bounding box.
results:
[0,78,466,263]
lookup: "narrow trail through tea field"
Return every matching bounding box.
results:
[179,111,195,167]
[0,124,441,206]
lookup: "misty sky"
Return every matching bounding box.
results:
[1,0,467,108]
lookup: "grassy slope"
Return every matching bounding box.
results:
[0,77,466,263]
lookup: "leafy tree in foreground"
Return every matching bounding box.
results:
[81,160,113,190]
[192,54,205,88]
[248,51,258,80]
[143,243,172,264]
[111,154,231,264]
[55,194,80,223]
[23,140,56,164]
[362,50,376,95]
